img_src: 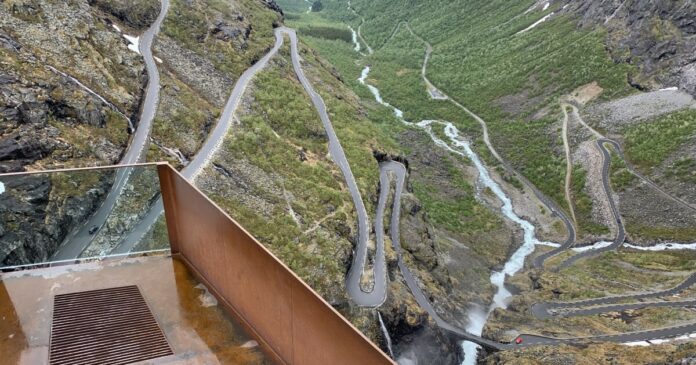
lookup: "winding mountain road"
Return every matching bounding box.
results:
[51,0,170,261]
[567,102,696,213]
[55,6,696,352]
[398,22,577,269]
[376,161,507,350]
[368,141,696,350]
[532,271,696,319]
[557,139,626,269]
[536,298,696,319]
[347,13,696,351]
[111,28,285,254]
[284,28,386,307]
[603,138,696,213]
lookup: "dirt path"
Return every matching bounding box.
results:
[345,14,696,351]
[347,1,373,54]
[561,104,578,227]
[568,101,696,213]
[398,21,576,267]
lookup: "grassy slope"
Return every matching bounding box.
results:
[572,164,610,236]
[162,0,279,77]
[608,111,696,242]
[201,41,402,298]
[485,249,696,342]
[208,58,351,297]
[623,109,696,171]
[148,0,281,165]
[316,0,635,222]
[275,0,696,357]
[280,6,509,242]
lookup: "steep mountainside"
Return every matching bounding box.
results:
[277,0,696,363]
[2,0,696,364]
[570,0,696,94]
[0,0,149,265]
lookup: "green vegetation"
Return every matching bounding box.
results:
[493,117,567,210]
[90,0,160,29]
[625,223,696,243]
[2,45,129,167]
[298,25,352,42]
[207,56,350,295]
[609,150,637,192]
[618,249,696,272]
[149,73,218,168]
[571,165,609,236]
[135,216,170,251]
[624,109,696,170]
[366,26,482,136]
[345,0,633,113]
[48,114,128,166]
[151,0,286,168]
[51,170,107,197]
[412,163,499,234]
[403,128,512,267]
[162,0,280,78]
[297,40,403,198]
[225,77,346,213]
[281,0,638,222]
[275,0,311,14]
[202,44,402,295]
[282,12,367,90]
[537,248,696,304]
[555,251,689,300]
[667,158,696,184]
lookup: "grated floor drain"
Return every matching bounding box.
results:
[49,285,173,365]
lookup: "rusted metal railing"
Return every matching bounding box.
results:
[157,164,394,365]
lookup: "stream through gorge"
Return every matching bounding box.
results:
[358,65,555,364]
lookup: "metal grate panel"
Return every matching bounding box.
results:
[49,285,173,365]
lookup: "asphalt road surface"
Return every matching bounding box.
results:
[557,139,626,269]
[51,0,170,261]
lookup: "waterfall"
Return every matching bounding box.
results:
[378,311,395,359]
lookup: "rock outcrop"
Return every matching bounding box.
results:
[0,172,112,266]
[88,0,161,29]
[562,0,696,95]
[0,0,159,264]
[261,0,283,16]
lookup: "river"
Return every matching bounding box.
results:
[358,65,556,364]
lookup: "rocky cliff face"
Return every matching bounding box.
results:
[563,0,696,95]
[0,0,159,265]
[0,56,124,172]
[0,171,112,266]
[0,0,155,170]
[89,0,161,29]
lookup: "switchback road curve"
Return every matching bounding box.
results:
[111,28,285,254]
[557,139,626,269]
[347,12,696,351]
[52,0,170,261]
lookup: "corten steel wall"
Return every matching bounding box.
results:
[157,164,394,365]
